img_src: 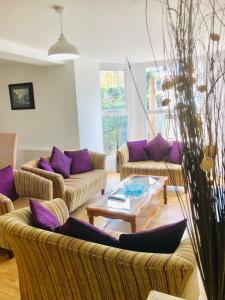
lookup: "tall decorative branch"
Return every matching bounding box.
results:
[163,1,225,299]
[128,1,225,299]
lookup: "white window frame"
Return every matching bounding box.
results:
[99,63,130,153]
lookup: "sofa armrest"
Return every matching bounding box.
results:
[21,166,65,199]
[14,170,53,200]
[89,151,106,170]
[116,143,129,172]
[0,194,14,216]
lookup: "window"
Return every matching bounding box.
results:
[100,70,128,155]
[146,66,178,140]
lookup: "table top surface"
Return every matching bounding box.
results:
[87,175,168,216]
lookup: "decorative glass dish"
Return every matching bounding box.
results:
[108,176,159,200]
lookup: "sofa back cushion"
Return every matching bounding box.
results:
[30,199,61,231]
[169,141,183,164]
[56,216,119,247]
[119,219,187,253]
[64,149,93,174]
[50,146,72,178]
[144,134,171,161]
[0,166,18,200]
[127,140,148,162]
[38,158,55,172]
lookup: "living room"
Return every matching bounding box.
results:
[0,1,224,300]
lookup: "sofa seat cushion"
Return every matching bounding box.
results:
[69,169,107,181]
[64,170,107,212]
[121,160,184,187]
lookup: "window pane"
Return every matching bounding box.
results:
[100,71,128,155]
[146,66,178,140]
[146,65,204,141]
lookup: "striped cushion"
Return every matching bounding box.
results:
[64,170,107,212]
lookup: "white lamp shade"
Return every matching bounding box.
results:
[48,33,79,60]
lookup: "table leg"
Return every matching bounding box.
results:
[130,218,136,233]
[163,184,167,205]
[88,215,94,225]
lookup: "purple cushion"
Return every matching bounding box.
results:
[64,149,93,174]
[0,166,18,201]
[127,140,148,162]
[144,134,171,161]
[30,199,61,231]
[38,158,54,172]
[169,141,183,164]
[119,219,187,253]
[50,146,72,178]
[56,217,118,247]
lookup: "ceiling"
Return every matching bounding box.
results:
[0,0,165,65]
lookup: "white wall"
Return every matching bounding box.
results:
[74,59,103,152]
[127,62,147,140]
[0,61,79,166]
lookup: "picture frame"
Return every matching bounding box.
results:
[8,82,35,110]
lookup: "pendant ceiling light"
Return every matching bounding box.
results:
[48,6,79,60]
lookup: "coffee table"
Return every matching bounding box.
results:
[86,175,168,233]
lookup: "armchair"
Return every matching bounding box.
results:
[0,170,53,256]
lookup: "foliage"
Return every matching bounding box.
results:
[102,115,128,155]
[101,87,126,110]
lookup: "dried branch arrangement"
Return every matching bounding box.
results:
[159,1,225,299]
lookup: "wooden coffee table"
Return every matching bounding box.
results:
[86,175,168,233]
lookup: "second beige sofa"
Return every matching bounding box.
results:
[22,150,107,213]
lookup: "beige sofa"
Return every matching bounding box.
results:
[0,198,199,300]
[22,150,107,213]
[0,170,53,256]
[117,143,186,188]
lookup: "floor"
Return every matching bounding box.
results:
[0,173,207,300]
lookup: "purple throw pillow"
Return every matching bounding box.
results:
[127,140,148,162]
[64,149,93,174]
[50,146,72,178]
[56,217,118,247]
[169,141,183,164]
[119,219,187,253]
[38,158,54,172]
[30,199,61,231]
[0,166,18,201]
[144,134,171,161]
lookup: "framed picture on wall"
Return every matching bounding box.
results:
[8,82,35,110]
